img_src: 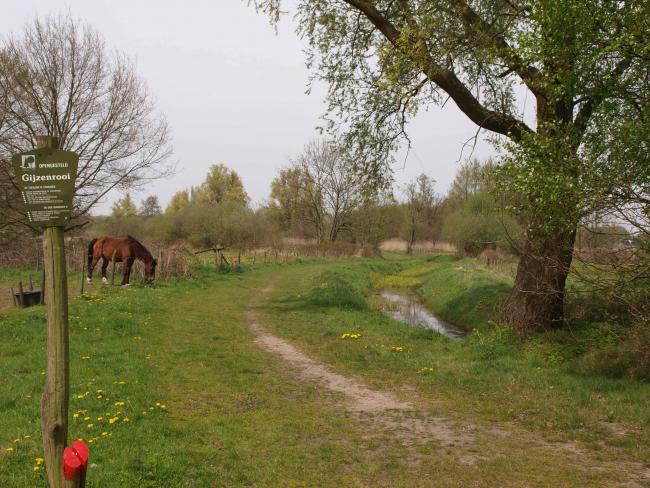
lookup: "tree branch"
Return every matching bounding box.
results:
[342,0,533,141]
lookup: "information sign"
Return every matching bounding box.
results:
[11,148,79,226]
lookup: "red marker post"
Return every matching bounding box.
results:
[63,440,89,488]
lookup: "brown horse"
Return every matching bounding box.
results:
[87,236,157,286]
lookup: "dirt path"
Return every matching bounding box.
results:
[247,288,650,487]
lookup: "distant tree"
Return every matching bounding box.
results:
[270,167,305,230]
[402,174,440,254]
[447,159,495,208]
[165,190,190,214]
[111,193,138,218]
[139,195,162,217]
[350,192,396,249]
[193,164,249,206]
[0,14,171,231]
[285,140,365,243]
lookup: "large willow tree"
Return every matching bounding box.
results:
[254,0,648,333]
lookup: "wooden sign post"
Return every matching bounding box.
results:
[12,136,80,488]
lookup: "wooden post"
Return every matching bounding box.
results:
[10,287,16,307]
[36,135,70,488]
[40,267,46,305]
[29,275,34,291]
[110,250,117,286]
[42,225,70,487]
[79,254,85,296]
[18,281,25,308]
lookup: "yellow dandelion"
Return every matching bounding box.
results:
[86,423,94,428]
[35,458,45,465]
[115,401,125,406]
[123,418,129,423]
[6,447,14,453]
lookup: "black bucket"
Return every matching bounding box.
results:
[14,291,42,308]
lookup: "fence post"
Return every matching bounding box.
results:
[18,281,25,308]
[110,250,117,286]
[79,254,85,296]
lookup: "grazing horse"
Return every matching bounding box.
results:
[87,236,157,286]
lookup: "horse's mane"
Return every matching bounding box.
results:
[127,235,153,260]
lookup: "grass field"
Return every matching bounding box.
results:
[0,255,648,486]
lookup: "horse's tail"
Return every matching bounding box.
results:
[87,238,98,272]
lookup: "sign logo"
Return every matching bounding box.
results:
[21,155,36,170]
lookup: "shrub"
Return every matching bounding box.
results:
[441,192,521,256]
[306,269,368,310]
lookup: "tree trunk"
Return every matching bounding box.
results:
[504,226,577,334]
[406,226,415,255]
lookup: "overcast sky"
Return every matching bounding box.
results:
[2,0,506,214]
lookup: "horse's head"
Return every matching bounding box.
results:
[145,258,157,283]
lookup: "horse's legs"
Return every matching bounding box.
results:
[121,257,135,286]
[101,257,110,284]
[87,256,101,284]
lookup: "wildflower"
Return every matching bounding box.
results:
[115,401,125,406]
[73,413,79,419]
[97,417,103,421]
[23,435,31,439]
[81,356,91,360]
[86,424,94,429]
[33,466,42,471]
[14,438,20,443]
[123,418,129,423]
[5,448,14,453]
[35,458,45,465]
[83,417,90,421]
[108,417,119,424]
[101,432,108,437]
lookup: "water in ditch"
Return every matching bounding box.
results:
[377,290,466,340]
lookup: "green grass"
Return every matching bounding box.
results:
[1,256,649,486]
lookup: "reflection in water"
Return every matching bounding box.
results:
[378,291,466,340]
